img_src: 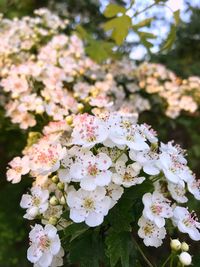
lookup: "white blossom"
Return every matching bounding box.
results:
[67,187,111,227]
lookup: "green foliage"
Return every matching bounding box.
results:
[105,230,133,267]
[161,10,180,52]
[103,15,132,45]
[104,3,126,18]
[152,7,200,77]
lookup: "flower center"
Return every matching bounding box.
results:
[83,198,94,211]
[151,204,163,215]
[123,172,133,182]
[88,164,98,176]
[39,235,51,251]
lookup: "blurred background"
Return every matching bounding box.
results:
[0,0,200,266]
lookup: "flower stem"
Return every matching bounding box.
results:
[132,237,154,267]
[161,254,173,267]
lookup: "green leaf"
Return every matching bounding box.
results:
[173,10,180,26]
[69,231,105,267]
[106,230,132,267]
[137,31,157,39]
[85,40,114,63]
[104,3,126,18]
[103,15,132,45]
[132,18,154,29]
[63,223,89,242]
[161,24,176,51]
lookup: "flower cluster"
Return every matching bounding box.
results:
[136,62,200,118]
[6,112,200,266]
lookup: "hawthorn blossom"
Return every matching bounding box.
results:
[129,149,160,175]
[112,159,145,187]
[67,187,111,227]
[157,142,194,185]
[105,182,124,208]
[28,141,66,175]
[138,216,166,247]
[167,182,188,203]
[142,192,173,228]
[187,178,200,200]
[106,114,149,150]
[69,151,112,191]
[7,156,30,183]
[20,186,49,219]
[173,206,200,241]
[27,224,61,267]
[71,114,109,147]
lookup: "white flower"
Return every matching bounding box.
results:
[142,192,173,228]
[20,186,49,220]
[6,156,30,183]
[179,252,192,266]
[157,142,193,185]
[112,159,145,188]
[105,182,124,208]
[167,182,188,203]
[69,151,112,191]
[67,187,111,227]
[27,224,61,267]
[71,114,109,148]
[106,114,149,150]
[129,149,160,175]
[173,206,200,241]
[187,178,200,200]
[138,216,166,247]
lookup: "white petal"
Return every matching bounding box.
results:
[85,212,104,227]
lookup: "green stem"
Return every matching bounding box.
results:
[132,237,154,267]
[133,2,157,17]
[161,254,173,267]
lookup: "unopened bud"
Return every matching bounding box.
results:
[57,182,65,190]
[77,103,84,112]
[181,242,189,252]
[170,239,181,251]
[179,252,192,266]
[51,175,59,183]
[60,196,66,205]
[66,115,73,125]
[48,216,58,225]
[49,196,59,206]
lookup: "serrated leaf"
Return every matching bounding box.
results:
[132,18,154,29]
[104,3,126,18]
[173,10,180,26]
[103,15,132,45]
[106,230,132,267]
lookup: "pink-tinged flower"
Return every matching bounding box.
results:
[138,216,166,247]
[142,192,173,228]
[27,224,61,267]
[173,206,200,241]
[69,151,112,191]
[71,114,109,148]
[7,156,30,183]
[29,141,66,175]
